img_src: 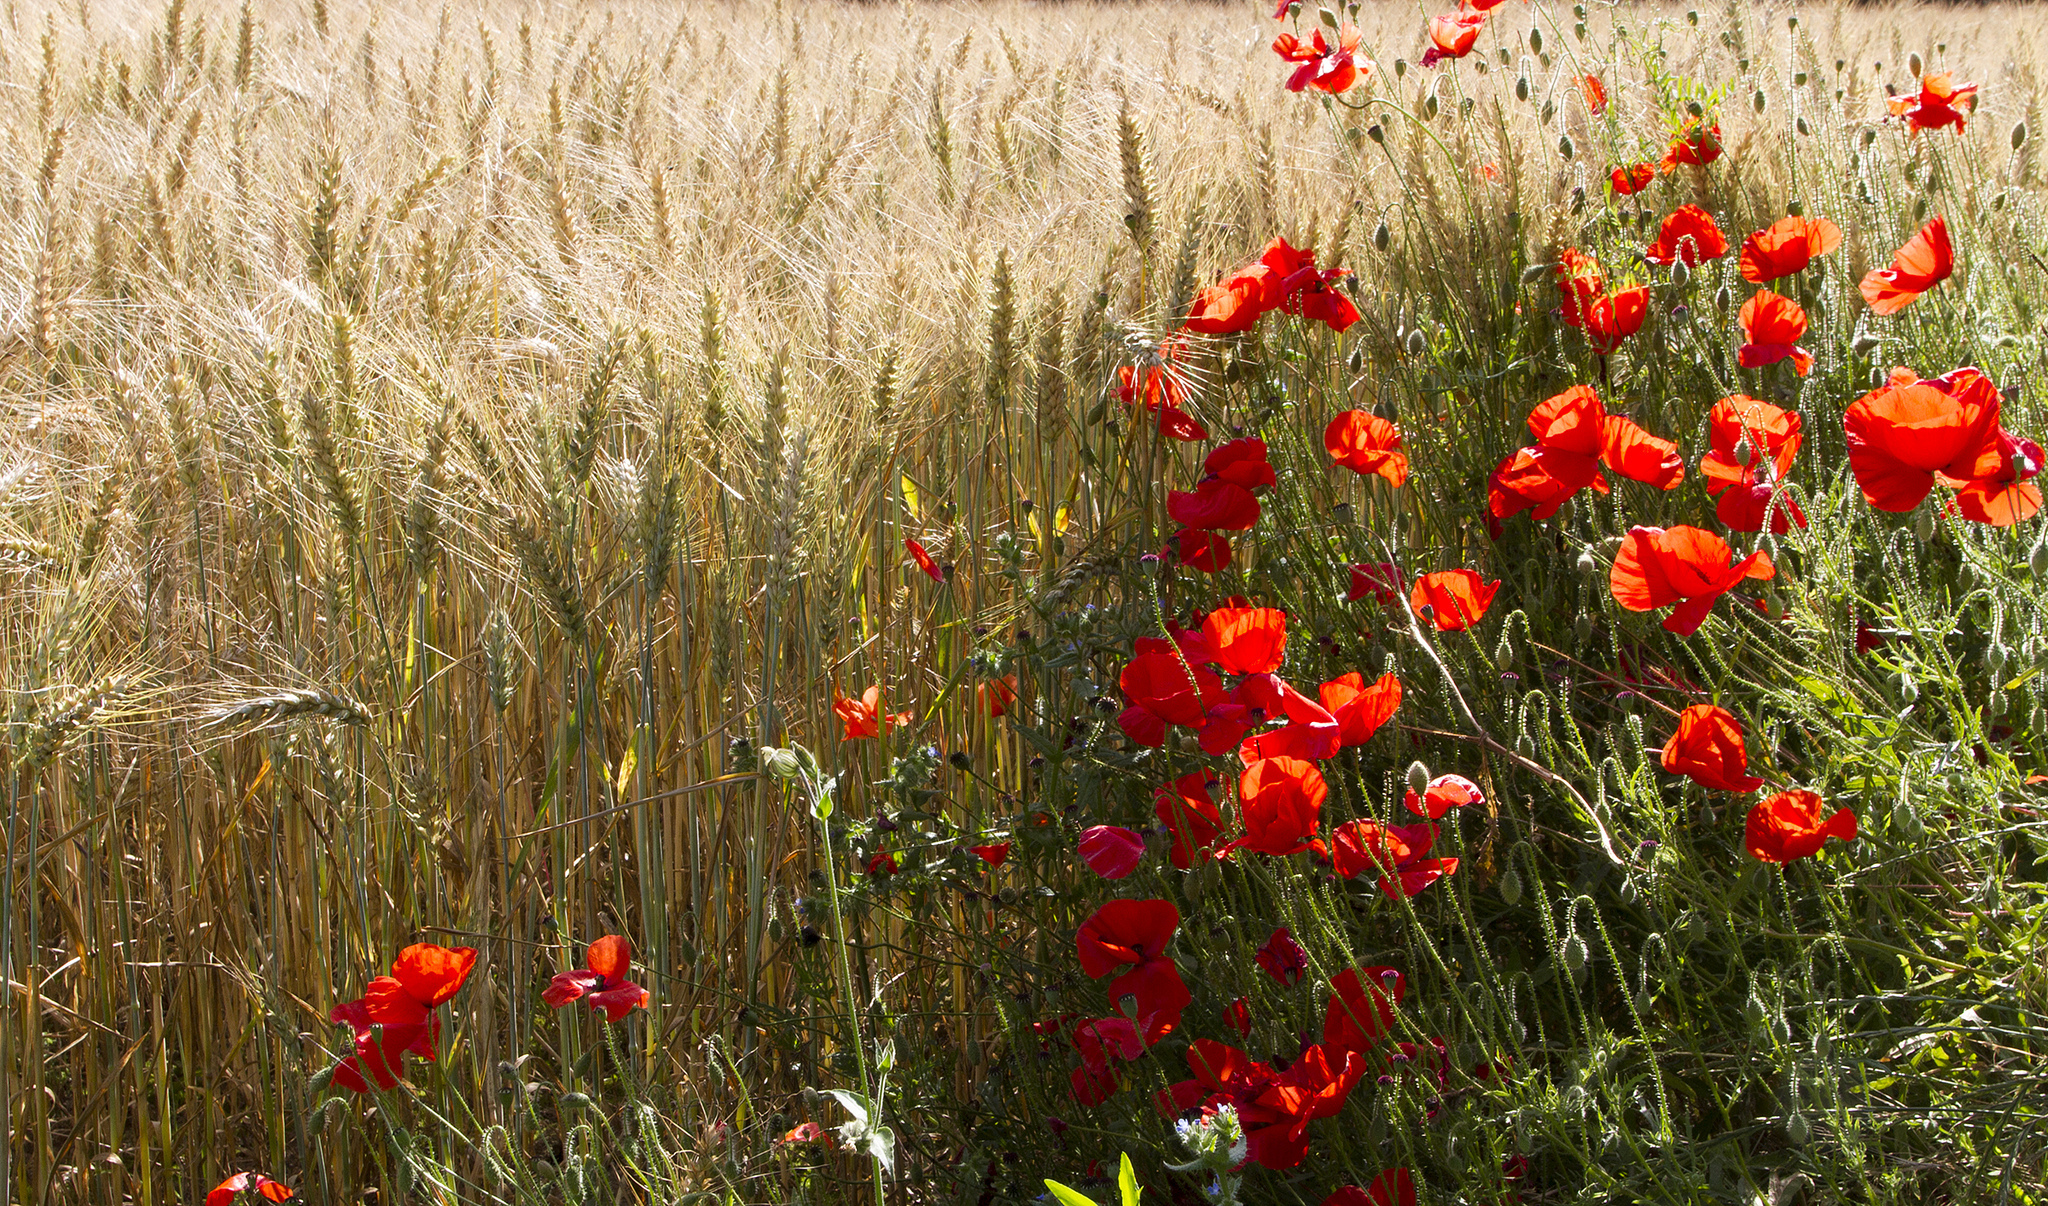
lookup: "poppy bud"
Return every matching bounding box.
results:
[1498,864,1523,905]
[1714,284,1731,316]
[2030,537,2048,578]
[1573,614,1593,643]
[1686,99,1704,117]
[1557,136,1574,163]
[1671,259,1690,288]
[1753,89,1766,114]
[1908,52,1923,77]
[1373,221,1390,251]
[1785,1113,1810,1146]
[1561,936,1587,973]
[1515,77,1529,102]
[1573,21,1586,40]
[1423,91,1439,120]
[1540,99,1556,125]
[1528,27,1542,53]
[1520,262,1550,285]
[1989,644,2009,675]
[1569,186,1586,215]
[1743,995,1766,1029]
[560,1092,591,1111]
[1405,760,1431,797]
[1686,8,1698,23]
[1897,671,1918,704]
[1576,548,1597,575]
[1367,124,1384,144]
[1405,328,1426,356]
[1394,57,1407,78]
[1349,348,1364,371]
[1851,334,1880,356]
[1912,508,1935,543]
[2015,122,2030,151]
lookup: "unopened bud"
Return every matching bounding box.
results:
[1908,52,1923,77]
[1561,936,1588,973]
[1671,259,1690,288]
[1498,864,1523,905]
[1714,285,1732,316]
[1373,221,1390,251]
[2014,122,2030,151]
[1394,58,1408,78]
[1753,89,1767,114]
[1521,262,1551,284]
[1406,328,1427,356]
[1406,761,1431,797]
[1786,1113,1810,1146]
[1515,76,1529,102]
[1852,333,1881,355]
[1576,548,1598,575]
[761,746,802,781]
[2030,536,2048,578]
[1732,434,1753,465]
[1558,134,1575,160]
[1529,27,1543,54]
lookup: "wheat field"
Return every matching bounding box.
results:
[3,0,2047,1202]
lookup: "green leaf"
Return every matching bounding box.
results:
[1117,1152,1141,1206]
[1042,1179,1100,1206]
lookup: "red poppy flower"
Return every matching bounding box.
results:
[1071,1062,1120,1107]
[1580,73,1608,115]
[1701,395,1806,534]
[1950,430,2044,526]
[1582,285,1650,355]
[1405,773,1484,819]
[834,686,912,740]
[1323,1170,1418,1206]
[1234,756,1327,856]
[1409,569,1499,631]
[1187,264,1282,335]
[1744,790,1857,863]
[1887,72,1978,135]
[1420,12,1485,67]
[1116,649,1226,748]
[1074,1016,1146,1072]
[1228,1044,1368,1169]
[1319,672,1402,748]
[1324,411,1409,486]
[1201,605,1288,675]
[1739,215,1843,283]
[1860,216,1953,315]
[1155,773,1223,868]
[1273,22,1374,95]
[1256,238,1361,332]
[970,843,1011,867]
[1659,704,1764,791]
[1737,289,1813,375]
[1643,204,1729,267]
[904,537,943,582]
[542,934,651,1021]
[1660,118,1722,169]
[1169,528,1233,572]
[1345,562,1406,603]
[978,675,1018,717]
[207,1174,294,1206]
[779,1121,832,1146]
[1117,364,1209,443]
[1079,825,1147,880]
[866,851,899,877]
[1331,820,1459,898]
[1843,365,2005,512]
[1075,898,1191,1040]
[1254,926,1309,986]
[1168,478,1261,531]
[1489,385,1681,520]
[1225,996,1253,1037]
[1608,163,1657,195]
[1324,965,1406,1054]
[331,943,476,1093]
[1207,437,1279,489]
[1555,249,1604,327]
[1609,524,1776,636]
[1233,674,1343,762]
[1158,1037,1257,1115]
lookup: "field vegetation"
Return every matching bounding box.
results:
[2,0,2047,1203]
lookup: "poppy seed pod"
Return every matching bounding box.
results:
[1367,124,1385,144]
[1395,57,1408,78]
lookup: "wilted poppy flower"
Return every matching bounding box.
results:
[207,1174,294,1206]
[1325,411,1409,486]
[1555,249,1604,327]
[1345,561,1406,603]
[1643,204,1729,267]
[1701,395,1805,533]
[1887,72,1978,134]
[1079,826,1147,880]
[1739,215,1843,283]
[834,686,912,740]
[1155,772,1223,868]
[1843,365,2005,512]
[331,942,477,1094]
[1170,528,1233,572]
[1234,756,1328,856]
[1331,820,1459,898]
[1324,965,1406,1054]
[978,675,1018,717]
[1737,289,1813,375]
[1075,898,1191,1040]
[866,851,899,877]
[1225,996,1253,1037]
[1320,672,1402,747]
[1660,704,1764,791]
[1745,790,1857,863]
[970,843,1011,867]
[1323,1170,1418,1206]
[1409,569,1499,631]
[1609,524,1776,635]
[542,934,651,1021]
[904,538,943,582]
[1273,22,1374,94]
[1420,12,1485,67]
[1580,73,1608,114]
[1582,284,1649,355]
[1660,118,1722,169]
[1608,162,1657,195]
[1860,216,1952,314]
[1255,926,1310,986]
[1405,773,1484,819]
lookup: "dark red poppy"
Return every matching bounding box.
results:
[978,675,1018,717]
[1331,820,1459,898]
[1660,118,1722,170]
[970,843,1011,867]
[1345,561,1405,603]
[1405,773,1483,819]
[1079,825,1146,880]
[1158,1037,1257,1115]
[1319,672,1402,747]
[1227,1043,1368,1168]
[866,851,900,877]
[1744,790,1857,863]
[1324,965,1406,1054]
[1582,284,1649,355]
[1073,1016,1145,1072]
[1887,72,1978,135]
[1323,1170,1418,1206]
[1234,756,1327,856]
[1325,411,1409,486]
[1075,899,1190,1041]
[1225,996,1253,1037]
[1168,478,1262,531]
[904,537,943,582]
[1273,22,1374,94]
[1409,569,1499,631]
[1701,395,1805,534]
[1643,204,1729,267]
[1860,216,1952,315]
[1580,74,1608,115]
[542,934,651,1021]
[834,685,911,740]
[1660,704,1764,791]
[1843,365,2005,512]
[1609,524,1775,635]
[1070,1062,1119,1107]
[1155,773,1223,868]
[207,1174,295,1206]
[1738,289,1813,375]
[1254,926,1309,986]
[1608,162,1657,195]
[1739,215,1843,283]
[1170,528,1233,572]
[1420,12,1485,67]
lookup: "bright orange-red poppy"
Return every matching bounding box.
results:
[542,934,651,1021]
[1659,704,1764,791]
[1117,363,1209,443]
[1843,366,2005,512]
[1859,216,1952,315]
[978,675,1018,716]
[1273,23,1374,94]
[1737,289,1813,375]
[1608,163,1656,195]
[1700,395,1806,533]
[834,686,911,739]
[1420,12,1485,66]
[1227,1043,1367,1169]
[1318,671,1401,748]
[1949,430,2044,526]
[331,942,477,1093]
[1117,650,1226,746]
[1155,772,1223,868]
[1409,569,1499,631]
[1660,118,1722,170]
[1583,284,1649,354]
[208,1174,294,1206]
[1555,249,1604,328]
[1187,265,1281,335]
[1643,204,1729,267]
[1235,755,1327,856]
[1324,411,1409,486]
[1745,790,1857,863]
[1738,215,1843,283]
[1490,386,1681,520]
[904,537,943,582]
[1887,72,1978,134]
[1609,525,1775,636]
[1404,773,1484,819]
[969,842,1011,867]
[1579,73,1608,115]
[1202,605,1289,675]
